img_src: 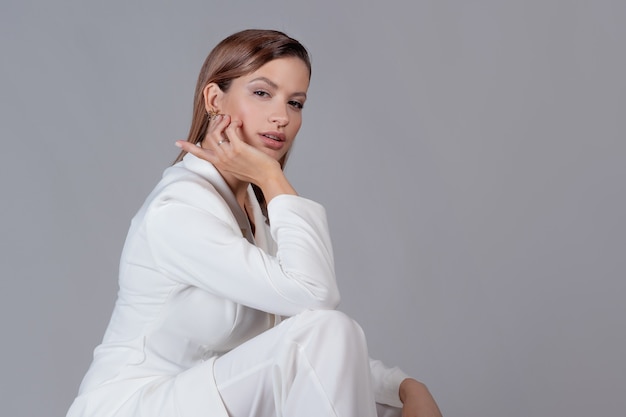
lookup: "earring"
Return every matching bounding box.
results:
[207,108,219,121]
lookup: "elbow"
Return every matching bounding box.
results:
[328,290,341,309]
[311,285,341,310]
[281,268,341,311]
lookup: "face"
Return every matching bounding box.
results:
[211,57,310,161]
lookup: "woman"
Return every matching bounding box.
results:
[67,29,442,417]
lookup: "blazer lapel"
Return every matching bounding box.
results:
[181,153,255,244]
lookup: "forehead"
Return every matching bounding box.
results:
[238,57,310,91]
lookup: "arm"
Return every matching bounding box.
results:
[145,186,339,316]
[163,116,339,314]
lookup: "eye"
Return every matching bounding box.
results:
[254,90,270,97]
[288,100,304,110]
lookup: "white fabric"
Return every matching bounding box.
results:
[214,309,402,417]
[66,153,408,417]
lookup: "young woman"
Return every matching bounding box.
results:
[67,29,442,417]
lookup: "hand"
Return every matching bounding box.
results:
[176,114,296,201]
[399,378,443,417]
[177,114,279,184]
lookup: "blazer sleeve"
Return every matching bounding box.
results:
[144,188,340,316]
[369,358,410,407]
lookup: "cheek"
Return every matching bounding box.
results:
[290,116,303,136]
[240,124,257,144]
[222,95,253,121]
[230,103,257,126]
[225,102,256,142]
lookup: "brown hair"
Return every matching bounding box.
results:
[174,29,311,164]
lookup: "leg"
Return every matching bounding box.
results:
[213,309,378,417]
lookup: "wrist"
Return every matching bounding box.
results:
[256,165,297,202]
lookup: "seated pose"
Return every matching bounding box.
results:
[66,29,442,417]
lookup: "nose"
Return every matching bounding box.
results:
[270,104,289,127]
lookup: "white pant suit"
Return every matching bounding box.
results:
[66,153,408,417]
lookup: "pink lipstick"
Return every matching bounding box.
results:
[259,131,286,150]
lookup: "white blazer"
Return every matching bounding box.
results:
[67,153,406,417]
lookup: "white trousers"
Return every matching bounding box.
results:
[213,310,402,417]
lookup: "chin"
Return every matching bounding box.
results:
[268,150,286,161]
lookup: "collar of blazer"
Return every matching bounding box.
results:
[180,152,257,244]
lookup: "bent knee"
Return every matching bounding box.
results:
[295,309,365,339]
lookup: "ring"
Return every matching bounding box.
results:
[217,138,230,146]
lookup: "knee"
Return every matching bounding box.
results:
[310,309,363,333]
[292,309,367,346]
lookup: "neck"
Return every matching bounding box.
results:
[218,169,249,209]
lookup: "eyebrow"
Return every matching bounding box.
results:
[249,77,307,99]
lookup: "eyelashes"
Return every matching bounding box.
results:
[288,100,304,110]
[253,90,304,110]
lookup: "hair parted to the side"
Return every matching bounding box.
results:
[173,29,311,165]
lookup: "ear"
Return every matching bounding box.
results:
[202,83,224,113]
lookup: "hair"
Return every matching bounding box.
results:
[173,29,311,219]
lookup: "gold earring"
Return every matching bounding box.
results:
[207,109,219,121]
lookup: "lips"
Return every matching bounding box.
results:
[261,132,285,142]
[259,131,286,150]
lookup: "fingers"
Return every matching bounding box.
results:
[224,118,243,146]
[174,115,243,165]
[175,116,265,181]
[204,115,245,152]
[175,140,216,162]
[206,115,231,150]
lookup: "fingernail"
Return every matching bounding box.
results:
[175,141,182,148]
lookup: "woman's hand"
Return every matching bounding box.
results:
[176,114,296,201]
[399,378,443,417]
[177,114,277,184]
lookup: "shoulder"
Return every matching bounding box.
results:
[145,163,234,223]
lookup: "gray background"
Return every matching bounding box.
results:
[1,1,624,416]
